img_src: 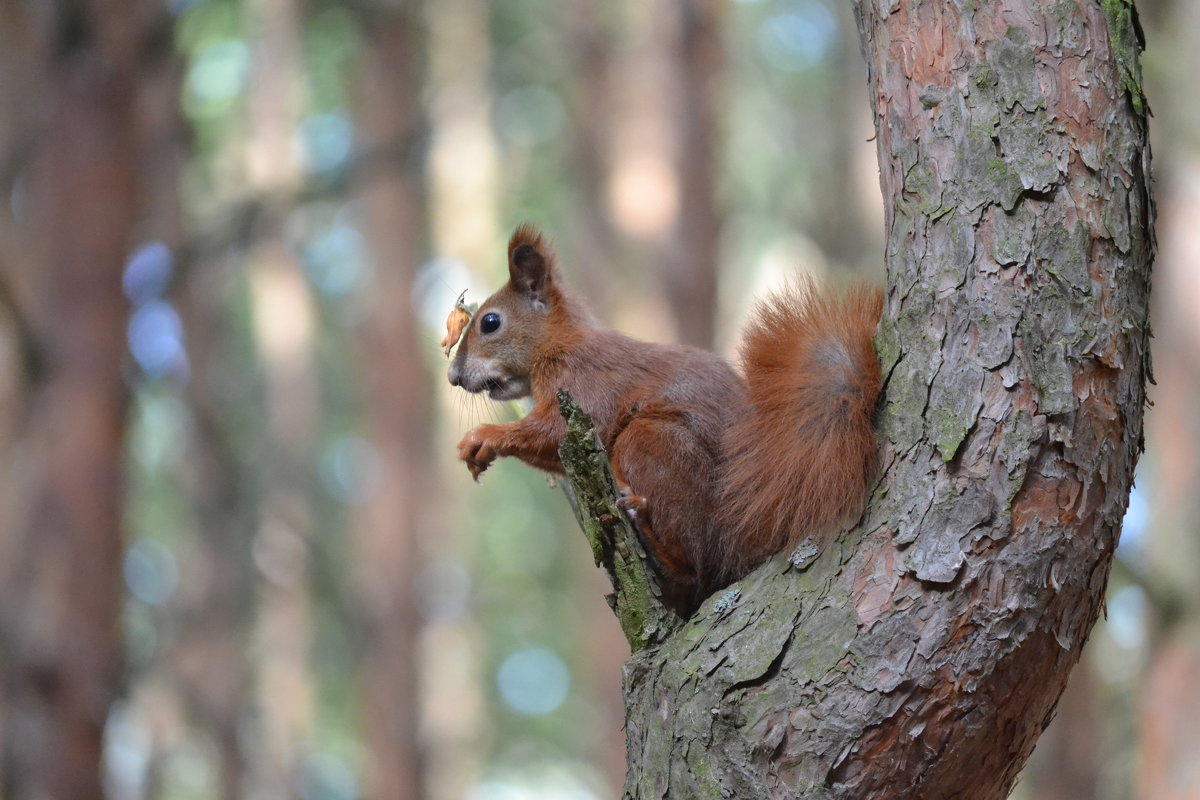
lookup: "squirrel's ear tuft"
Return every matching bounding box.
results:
[507,224,556,308]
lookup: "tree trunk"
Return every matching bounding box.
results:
[560,1,1154,798]
[242,0,318,791]
[561,0,621,316]
[608,0,723,349]
[1133,0,1200,791]
[0,3,172,798]
[350,3,431,798]
[172,261,258,800]
[1020,658,1102,800]
[810,0,884,274]
[660,0,723,349]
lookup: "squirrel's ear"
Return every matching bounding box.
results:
[507,224,555,310]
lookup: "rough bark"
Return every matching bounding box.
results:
[559,1,1154,798]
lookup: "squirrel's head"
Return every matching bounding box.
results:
[447,225,565,401]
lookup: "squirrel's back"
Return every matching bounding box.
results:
[716,281,883,583]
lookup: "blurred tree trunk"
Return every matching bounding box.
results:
[562,0,620,316]
[171,263,258,800]
[1135,131,1200,800]
[609,0,723,348]
[243,0,318,792]
[558,6,635,789]
[0,3,172,798]
[663,0,723,349]
[349,3,431,798]
[1133,0,1200,796]
[601,1,1155,797]
[1139,640,1200,800]
[425,0,498,273]
[1021,659,1102,800]
[1136,279,1200,798]
[653,0,723,349]
[811,0,883,274]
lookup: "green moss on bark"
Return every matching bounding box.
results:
[1100,0,1147,114]
[557,390,677,652]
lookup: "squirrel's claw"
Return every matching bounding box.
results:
[458,426,498,481]
[616,490,649,524]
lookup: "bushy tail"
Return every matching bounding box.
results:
[717,280,884,583]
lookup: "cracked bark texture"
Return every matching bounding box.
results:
[572,1,1155,798]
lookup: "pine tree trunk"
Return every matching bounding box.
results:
[0,4,172,797]
[351,4,431,797]
[242,0,319,789]
[560,1,1154,798]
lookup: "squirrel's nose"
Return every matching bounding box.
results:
[447,361,462,387]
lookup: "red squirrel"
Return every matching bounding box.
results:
[448,225,883,614]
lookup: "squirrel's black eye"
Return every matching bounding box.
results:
[480,312,501,334]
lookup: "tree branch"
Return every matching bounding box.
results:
[175,134,425,281]
[556,390,680,651]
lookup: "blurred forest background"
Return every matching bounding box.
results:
[0,0,1196,799]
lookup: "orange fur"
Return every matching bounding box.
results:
[450,227,883,615]
[716,281,884,584]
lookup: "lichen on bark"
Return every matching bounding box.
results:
[556,390,678,651]
[1100,0,1147,113]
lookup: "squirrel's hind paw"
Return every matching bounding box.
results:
[616,490,649,525]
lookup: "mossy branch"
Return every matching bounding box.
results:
[556,390,679,651]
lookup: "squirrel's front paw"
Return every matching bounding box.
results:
[458,426,500,481]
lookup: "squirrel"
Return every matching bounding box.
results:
[448,224,883,615]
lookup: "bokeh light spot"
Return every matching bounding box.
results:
[297,751,359,800]
[124,539,179,607]
[757,0,838,73]
[297,112,354,175]
[496,648,570,717]
[103,705,152,800]
[319,436,383,506]
[185,40,249,113]
[1117,483,1148,560]
[303,223,371,299]
[1107,585,1147,652]
[168,0,206,15]
[128,300,189,378]
[123,242,174,304]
